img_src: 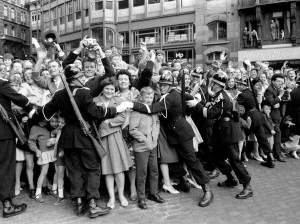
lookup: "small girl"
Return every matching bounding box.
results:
[47,115,66,205]
[28,117,56,203]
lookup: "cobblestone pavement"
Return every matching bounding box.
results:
[1,157,300,224]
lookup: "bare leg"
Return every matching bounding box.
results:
[15,161,23,195]
[160,163,179,194]
[105,175,115,209]
[25,154,35,189]
[115,172,128,206]
[36,164,50,196]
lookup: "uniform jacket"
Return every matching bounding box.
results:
[288,86,300,130]
[132,88,194,144]
[264,84,282,121]
[194,89,241,145]
[36,86,117,149]
[0,79,30,140]
[129,111,160,152]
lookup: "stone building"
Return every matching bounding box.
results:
[0,0,30,59]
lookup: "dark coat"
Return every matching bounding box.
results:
[288,86,300,134]
[264,84,282,121]
[237,88,264,128]
[36,86,117,149]
[132,88,194,144]
[0,78,30,140]
[194,89,242,146]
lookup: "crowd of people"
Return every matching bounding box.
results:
[0,35,300,219]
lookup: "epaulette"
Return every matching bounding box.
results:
[0,77,8,82]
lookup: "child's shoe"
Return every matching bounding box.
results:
[34,194,45,203]
[54,197,64,206]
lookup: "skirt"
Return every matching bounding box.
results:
[16,147,25,162]
[157,122,179,164]
[37,150,56,165]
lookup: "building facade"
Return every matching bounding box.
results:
[26,0,244,69]
[0,0,31,59]
[238,0,300,69]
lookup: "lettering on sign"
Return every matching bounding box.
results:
[176,52,184,58]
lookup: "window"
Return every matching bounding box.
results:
[164,24,194,44]
[134,0,144,7]
[74,0,81,12]
[119,32,129,46]
[11,26,15,36]
[95,0,103,10]
[207,52,221,61]
[58,4,65,17]
[207,21,227,41]
[149,0,160,3]
[60,17,65,24]
[106,1,113,9]
[106,28,114,45]
[68,14,73,22]
[21,11,25,22]
[75,11,81,20]
[11,8,15,19]
[85,8,89,17]
[51,8,57,20]
[44,11,50,22]
[32,11,37,21]
[166,48,194,66]
[4,25,8,35]
[4,5,8,16]
[133,28,160,47]
[165,0,175,1]
[119,0,128,9]
[66,2,73,14]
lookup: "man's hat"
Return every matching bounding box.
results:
[65,64,83,83]
[211,71,228,87]
[192,67,204,77]
[235,75,249,86]
[159,72,174,86]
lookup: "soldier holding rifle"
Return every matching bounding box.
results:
[30,38,127,218]
[0,77,32,218]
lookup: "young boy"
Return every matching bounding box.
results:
[261,101,276,151]
[129,87,165,209]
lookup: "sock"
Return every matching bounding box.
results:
[58,189,64,198]
[52,184,58,192]
[36,188,42,196]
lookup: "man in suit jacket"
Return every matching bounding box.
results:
[0,78,31,218]
[264,73,286,162]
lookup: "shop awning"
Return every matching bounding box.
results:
[238,46,300,62]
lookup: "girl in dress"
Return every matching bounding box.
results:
[28,117,56,203]
[94,77,133,209]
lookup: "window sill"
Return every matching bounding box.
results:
[202,40,230,46]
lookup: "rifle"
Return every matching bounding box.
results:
[0,104,27,145]
[60,73,107,159]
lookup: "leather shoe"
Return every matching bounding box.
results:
[261,161,275,168]
[236,184,253,199]
[75,198,88,217]
[147,194,165,204]
[89,199,110,218]
[2,199,27,218]
[217,179,238,188]
[173,177,190,193]
[208,169,220,179]
[277,157,286,162]
[137,198,148,209]
[29,189,35,199]
[199,184,213,207]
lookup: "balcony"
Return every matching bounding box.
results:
[238,0,295,9]
[241,37,292,49]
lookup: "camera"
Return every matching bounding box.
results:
[84,38,97,49]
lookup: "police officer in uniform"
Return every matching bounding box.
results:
[235,76,275,168]
[187,71,253,199]
[0,78,30,218]
[124,72,213,207]
[30,64,127,218]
